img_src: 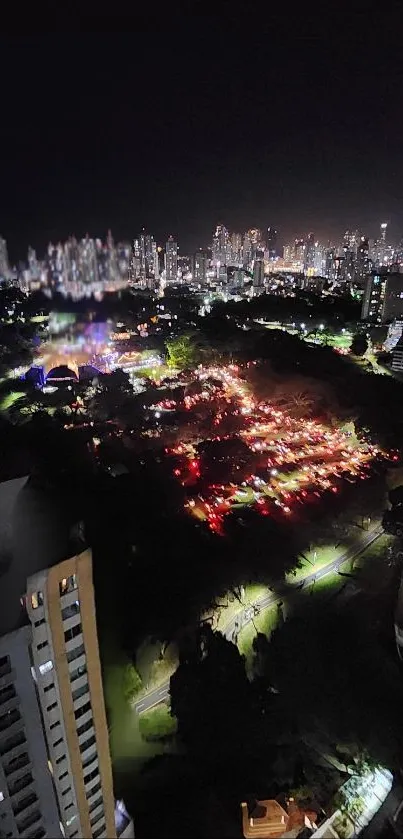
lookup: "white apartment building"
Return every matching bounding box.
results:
[0,476,134,839]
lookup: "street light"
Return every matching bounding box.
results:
[319,323,324,330]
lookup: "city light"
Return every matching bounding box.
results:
[154,364,387,534]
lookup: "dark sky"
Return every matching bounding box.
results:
[1,13,403,262]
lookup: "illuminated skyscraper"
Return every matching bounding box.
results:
[212,225,230,268]
[138,230,156,279]
[356,236,371,283]
[246,229,263,265]
[230,233,242,265]
[164,236,178,282]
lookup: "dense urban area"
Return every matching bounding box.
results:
[2,219,403,839]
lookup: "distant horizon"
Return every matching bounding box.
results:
[3,218,399,266]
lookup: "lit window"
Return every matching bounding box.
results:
[31,592,43,609]
[39,660,53,676]
[59,575,77,596]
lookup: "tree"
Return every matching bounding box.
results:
[86,370,140,426]
[122,662,142,702]
[165,334,200,370]
[260,597,403,769]
[350,333,368,356]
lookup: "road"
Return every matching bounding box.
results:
[134,524,383,714]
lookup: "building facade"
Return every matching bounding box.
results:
[0,627,62,839]
[0,476,134,839]
[361,273,403,322]
[25,550,115,839]
[164,236,178,282]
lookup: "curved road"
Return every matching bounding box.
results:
[134,525,383,714]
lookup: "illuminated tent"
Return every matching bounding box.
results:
[46,365,79,383]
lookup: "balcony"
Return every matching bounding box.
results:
[0,684,16,707]
[16,808,42,836]
[0,729,26,757]
[4,751,31,777]
[0,708,21,733]
[9,772,34,797]
[12,791,37,817]
[0,659,12,679]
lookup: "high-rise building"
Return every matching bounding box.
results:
[313,242,325,276]
[138,231,156,280]
[356,236,371,284]
[361,272,403,322]
[266,228,278,260]
[0,475,134,839]
[25,550,116,839]
[193,250,208,284]
[304,233,315,272]
[325,248,336,280]
[283,242,294,262]
[164,236,178,282]
[294,238,306,263]
[242,232,252,268]
[246,229,262,265]
[154,248,160,283]
[230,233,242,265]
[253,249,265,288]
[212,225,230,268]
[0,236,11,281]
[28,247,40,282]
[384,319,403,351]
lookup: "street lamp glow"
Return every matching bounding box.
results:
[319,323,324,330]
[301,323,306,330]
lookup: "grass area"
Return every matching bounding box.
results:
[209,583,269,633]
[286,544,341,583]
[103,653,167,774]
[237,603,279,673]
[297,532,394,603]
[352,532,393,570]
[135,639,178,700]
[0,391,25,411]
[138,704,177,742]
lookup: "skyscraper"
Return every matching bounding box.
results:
[304,233,315,272]
[212,225,229,268]
[356,236,371,283]
[194,250,208,284]
[246,229,263,265]
[0,236,11,281]
[266,228,278,260]
[164,236,178,282]
[294,238,305,263]
[230,233,242,265]
[253,249,265,288]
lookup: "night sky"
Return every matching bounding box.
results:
[1,15,402,263]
